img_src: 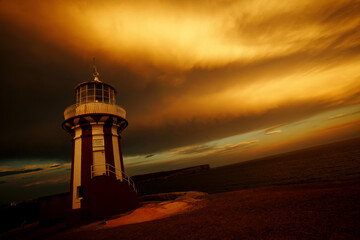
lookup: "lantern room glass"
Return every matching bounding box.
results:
[76,83,116,105]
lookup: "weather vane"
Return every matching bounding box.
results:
[93,58,100,82]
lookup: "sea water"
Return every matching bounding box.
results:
[137,137,360,195]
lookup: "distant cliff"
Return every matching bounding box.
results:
[132,164,210,183]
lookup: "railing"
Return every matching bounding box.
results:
[90,163,137,193]
[64,102,126,120]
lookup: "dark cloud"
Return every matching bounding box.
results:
[21,176,34,180]
[0,16,141,160]
[0,168,43,177]
[321,1,360,25]
[0,17,80,160]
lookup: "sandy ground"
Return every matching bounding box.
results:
[106,191,207,227]
[5,179,360,239]
[40,179,360,240]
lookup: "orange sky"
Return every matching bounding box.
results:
[0,0,359,177]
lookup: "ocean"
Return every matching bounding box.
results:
[137,137,360,195]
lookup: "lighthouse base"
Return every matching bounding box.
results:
[66,177,138,224]
[88,176,139,219]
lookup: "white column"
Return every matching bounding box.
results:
[111,126,123,181]
[72,127,82,209]
[92,124,106,176]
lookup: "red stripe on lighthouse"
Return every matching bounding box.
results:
[118,136,125,177]
[81,125,93,208]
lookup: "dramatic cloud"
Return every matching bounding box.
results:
[1,0,360,70]
[0,0,359,162]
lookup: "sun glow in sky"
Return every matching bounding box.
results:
[0,0,360,203]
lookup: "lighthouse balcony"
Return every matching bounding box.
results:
[64,102,126,120]
[90,163,137,193]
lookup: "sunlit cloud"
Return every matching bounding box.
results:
[264,124,284,135]
[172,140,259,156]
[265,130,282,135]
[172,145,218,155]
[1,0,359,72]
[128,59,360,129]
[328,114,346,120]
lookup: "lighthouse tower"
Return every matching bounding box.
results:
[62,66,138,219]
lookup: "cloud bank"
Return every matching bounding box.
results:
[0,0,359,161]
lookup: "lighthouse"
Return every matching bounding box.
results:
[62,66,138,219]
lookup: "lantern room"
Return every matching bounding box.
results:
[75,81,116,105]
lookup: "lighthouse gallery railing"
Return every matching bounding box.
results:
[64,103,126,120]
[90,163,137,193]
